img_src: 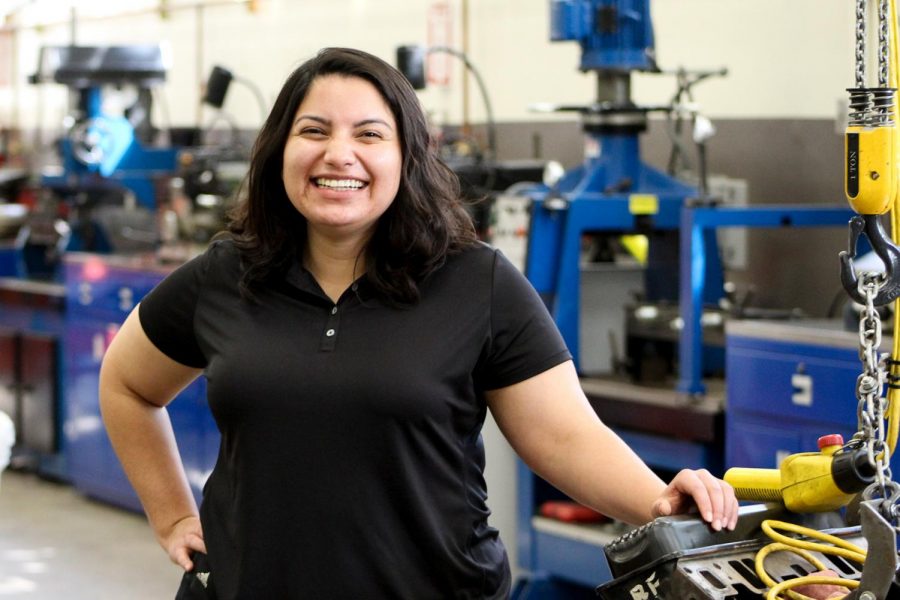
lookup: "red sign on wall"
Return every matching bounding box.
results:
[426,1,453,87]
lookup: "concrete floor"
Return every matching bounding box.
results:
[0,469,183,599]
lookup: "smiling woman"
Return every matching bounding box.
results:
[98,46,738,600]
[281,74,403,285]
[228,47,476,307]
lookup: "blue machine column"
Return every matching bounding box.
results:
[526,0,724,372]
[516,3,727,596]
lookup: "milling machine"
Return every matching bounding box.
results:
[20,44,181,277]
[0,46,246,482]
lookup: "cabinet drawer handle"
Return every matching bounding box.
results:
[791,373,813,406]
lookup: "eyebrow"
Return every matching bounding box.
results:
[293,115,394,130]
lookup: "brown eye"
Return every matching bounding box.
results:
[359,130,384,141]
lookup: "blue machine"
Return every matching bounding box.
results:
[34,45,180,209]
[513,3,856,598]
[516,5,725,597]
[525,0,726,381]
[523,1,853,394]
[26,45,179,269]
[550,0,656,70]
[0,46,217,493]
[37,48,221,505]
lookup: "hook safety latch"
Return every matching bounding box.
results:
[839,214,900,306]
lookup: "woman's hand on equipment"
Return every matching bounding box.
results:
[650,468,739,531]
[161,515,207,571]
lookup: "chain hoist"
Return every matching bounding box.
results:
[845,0,897,215]
[840,0,900,538]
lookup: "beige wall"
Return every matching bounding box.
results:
[0,0,859,137]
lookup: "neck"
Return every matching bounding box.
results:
[304,231,366,302]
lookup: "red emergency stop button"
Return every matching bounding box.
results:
[818,434,844,450]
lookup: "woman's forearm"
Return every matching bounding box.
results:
[98,307,204,545]
[531,420,667,525]
[491,361,738,530]
[100,387,199,543]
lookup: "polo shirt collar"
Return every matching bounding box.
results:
[283,261,376,305]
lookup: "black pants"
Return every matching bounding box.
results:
[175,553,216,599]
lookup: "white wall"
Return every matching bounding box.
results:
[646,0,857,120]
[1,0,860,138]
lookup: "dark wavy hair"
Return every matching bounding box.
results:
[226,47,477,304]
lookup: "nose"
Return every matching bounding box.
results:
[323,135,356,167]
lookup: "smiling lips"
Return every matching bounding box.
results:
[313,177,367,190]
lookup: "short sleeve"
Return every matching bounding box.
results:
[475,250,572,390]
[138,250,209,368]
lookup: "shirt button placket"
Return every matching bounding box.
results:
[320,304,340,351]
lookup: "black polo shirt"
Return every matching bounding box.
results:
[139,239,571,599]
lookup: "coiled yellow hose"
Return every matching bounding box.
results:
[755,520,865,600]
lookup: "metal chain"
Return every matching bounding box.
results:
[853,273,900,528]
[851,0,896,126]
[857,0,867,88]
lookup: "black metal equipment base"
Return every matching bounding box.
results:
[596,504,900,599]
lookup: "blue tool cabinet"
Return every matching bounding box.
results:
[62,253,217,511]
[725,319,900,474]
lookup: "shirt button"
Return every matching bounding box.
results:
[331,307,337,315]
[326,329,336,337]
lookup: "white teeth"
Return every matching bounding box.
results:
[315,178,365,190]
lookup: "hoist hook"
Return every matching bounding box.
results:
[839,214,900,305]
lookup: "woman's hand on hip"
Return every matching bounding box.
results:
[161,515,207,571]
